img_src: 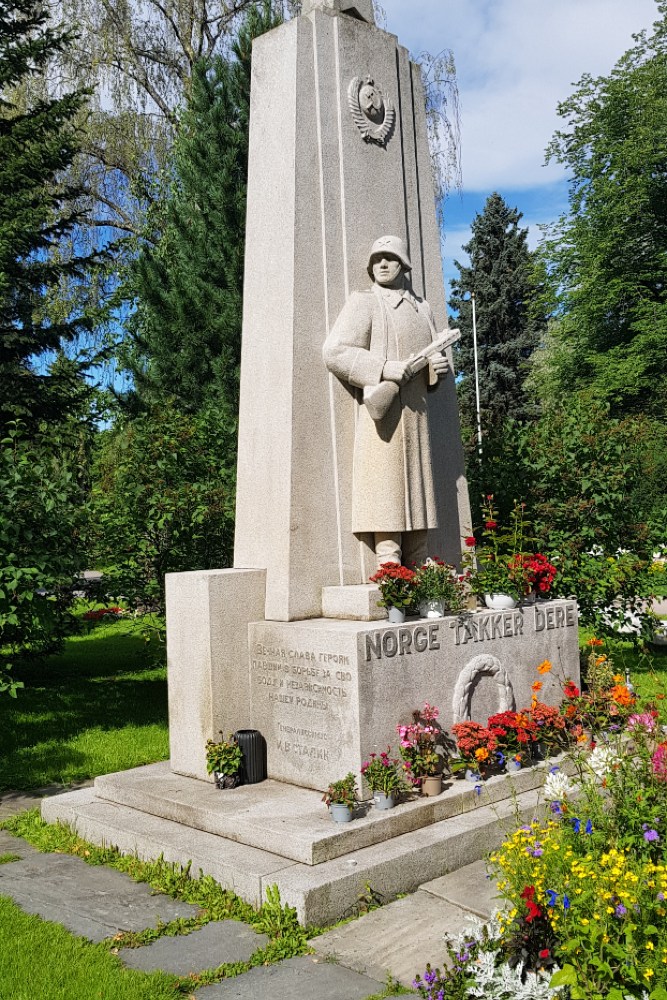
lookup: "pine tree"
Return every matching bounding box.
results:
[0,0,95,427]
[124,1,281,414]
[450,193,546,435]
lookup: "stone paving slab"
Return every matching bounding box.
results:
[194,955,384,999]
[310,891,468,987]
[0,831,38,861]
[0,851,198,942]
[120,920,268,975]
[420,858,501,920]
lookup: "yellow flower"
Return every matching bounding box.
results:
[646,942,655,951]
[644,969,655,979]
[581,918,589,926]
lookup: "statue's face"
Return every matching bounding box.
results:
[372,255,403,287]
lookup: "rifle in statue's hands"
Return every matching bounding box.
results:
[363,328,460,422]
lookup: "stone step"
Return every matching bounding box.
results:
[93,759,550,866]
[42,779,543,926]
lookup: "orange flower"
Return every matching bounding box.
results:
[537,659,553,675]
[612,673,623,682]
[609,684,634,707]
[475,747,489,762]
[531,681,543,693]
[565,704,577,718]
[595,655,607,665]
[588,638,604,647]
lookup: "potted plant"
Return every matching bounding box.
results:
[205,732,243,789]
[361,748,410,809]
[397,702,446,796]
[451,720,497,780]
[322,772,358,823]
[413,558,467,618]
[463,499,548,608]
[487,711,538,770]
[369,562,416,623]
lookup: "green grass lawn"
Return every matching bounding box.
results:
[0,895,182,1000]
[0,618,169,792]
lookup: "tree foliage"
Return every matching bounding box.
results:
[541,2,667,416]
[450,192,546,436]
[123,2,280,413]
[90,405,236,612]
[0,421,89,694]
[0,0,98,428]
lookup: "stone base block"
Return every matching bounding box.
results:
[42,767,545,926]
[321,584,385,621]
[166,568,266,781]
[94,759,552,866]
[249,599,579,791]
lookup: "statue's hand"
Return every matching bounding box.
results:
[430,353,449,378]
[382,359,412,385]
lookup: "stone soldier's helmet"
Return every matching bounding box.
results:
[367,235,412,278]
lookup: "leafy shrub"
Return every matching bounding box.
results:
[0,422,87,693]
[90,403,235,612]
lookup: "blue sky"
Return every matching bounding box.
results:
[380,0,661,292]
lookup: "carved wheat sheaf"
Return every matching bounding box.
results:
[452,654,516,724]
[348,76,395,146]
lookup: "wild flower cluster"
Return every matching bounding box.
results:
[488,700,667,998]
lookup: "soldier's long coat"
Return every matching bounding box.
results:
[323,283,441,534]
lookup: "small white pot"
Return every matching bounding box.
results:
[484,593,517,610]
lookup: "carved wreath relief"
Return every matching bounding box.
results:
[348,75,395,146]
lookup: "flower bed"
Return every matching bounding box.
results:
[413,638,667,999]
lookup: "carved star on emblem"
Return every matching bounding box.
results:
[348,76,395,146]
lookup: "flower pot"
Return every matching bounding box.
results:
[330,803,353,823]
[507,757,523,772]
[386,605,406,624]
[418,600,445,619]
[234,729,267,785]
[532,740,548,762]
[464,768,481,782]
[484,593,517,610]
[372,791,396,810]
[213,772,241,790]
[421,774,443,796]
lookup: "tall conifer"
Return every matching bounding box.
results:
[125,1,281,414]
[0,0,94,427]
[450,193,546,435]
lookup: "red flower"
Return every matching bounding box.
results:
[520,885,536,901]
[485,520,498,530]
[564,682,580,699]
[465,536,476,548]
[539,949,550,959]
[525,900,543,923]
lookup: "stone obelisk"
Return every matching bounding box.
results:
[234,1,471,623]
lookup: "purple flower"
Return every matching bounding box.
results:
[546,889,558,907]
[530,847,544,858]
[550,801,563,817]
[424,969,437,985]
[615,904,627,917]
[585,819,593,835]
[571,817,581,833]
[658,893,665,902]
[644,829,660,842]
[474,783,482,796]
[563,895,570,910]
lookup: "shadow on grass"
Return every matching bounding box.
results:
[0,621,169,791]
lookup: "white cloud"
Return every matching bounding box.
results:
[381,0,659,190]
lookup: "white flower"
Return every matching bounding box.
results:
[586,745,619,779]
[543,769,576,802]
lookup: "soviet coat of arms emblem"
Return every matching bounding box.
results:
[348,76,395,146]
